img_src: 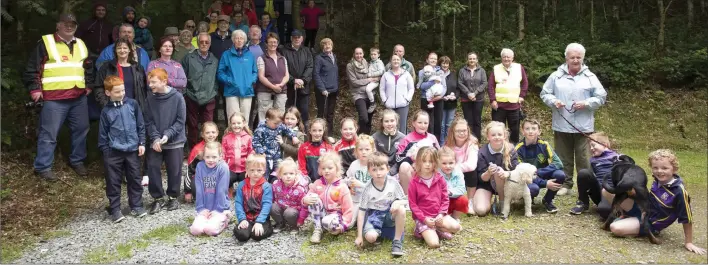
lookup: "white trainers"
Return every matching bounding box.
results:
[141,176,149,186]
[557,187,569,196]
[467,199,476,216]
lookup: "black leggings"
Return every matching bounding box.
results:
[233,220,273,242]
[464,171,478,188]
[577,169,612,219]
[354,99,374,135]
[315,91,338,134]
[304,29,318,48]
[285,86,310,131]
[421,98,443,140]
[461,100,484,140]
[492,108,521,144]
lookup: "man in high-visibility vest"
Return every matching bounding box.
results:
[488,48,528,144]
[23,13,91,181]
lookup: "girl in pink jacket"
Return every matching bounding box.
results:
[301,152,354,244]
[408,146,461,248]
[222,113,254,192]
[271,158,310,233]
[444,117,479,215]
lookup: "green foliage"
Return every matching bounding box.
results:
[407,0,467,32]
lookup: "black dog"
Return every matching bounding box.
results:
[602,155,661,244]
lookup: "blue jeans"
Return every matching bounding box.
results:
[35,95,89,172]
[440,108,456,146]
[528,168,567,203]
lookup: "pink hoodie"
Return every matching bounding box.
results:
[408,172,449,222]
[222,130,253,173]
[453,142,479,173]
[272,175,310,225]
[303,177,355,231]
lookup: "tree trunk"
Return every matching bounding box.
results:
[293,0,301,30]
[687,0,694,28]
[373,0,380,48]
[590,0,595,39]
[453,13,456,58]
[657,0,667,52]
[440,15,445,52]
[517,0,524,40]
[542,0,548,33]
[702,0,706,13]
[492,0,496,32]
[552,0,557,18]
[414,0,420,21]
[478,0,481,36]
[325,0,333,36]
[497,0,502,34]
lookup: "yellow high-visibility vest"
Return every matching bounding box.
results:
[40,34,88,91]
[493,63,522,103]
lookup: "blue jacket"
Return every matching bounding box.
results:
[95,43,151,72]
[234,179,273,224]
[441,166,465,198]
[514,138,564,187]
[98,98,145,153]
[314,53,339,93]
[540,64,607,133]
[217,46,258,97]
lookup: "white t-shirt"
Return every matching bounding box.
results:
[345,160,372,203]
[358,176,406,212]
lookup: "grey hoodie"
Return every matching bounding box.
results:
[144,87,187,149]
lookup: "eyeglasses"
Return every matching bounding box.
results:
[186,25,195,28]
[199,41,210,44]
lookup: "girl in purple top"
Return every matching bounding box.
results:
[148,37,188,93]
[189,142,232,236]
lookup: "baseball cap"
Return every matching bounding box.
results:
[59,13,78,24]
[291,30,303,37]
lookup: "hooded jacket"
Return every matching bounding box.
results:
[298,140,334,182]
[95,59,148,108]
[379,69,414,109]
[313,52,339,93]
[272,176,310,225]
[112,6,137,43]
[144,87,187,149]
[279,44,314,95]
[346,59,370,101]
[77,3,113,56]
[98,98,145,153]
[372,131,405,170]
[209,30,233,60]
[181,50,219,105]
[217,46,258,97]
[133,16,154,55]
[229,20,250,36]
[235,177,273,223]
[222,130,253,173]
[540,64,607,133]
[304,177,355,231]
[408,172,449,222]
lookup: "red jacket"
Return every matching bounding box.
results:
[244,8,259,26]
[300,6,324,30]
[333,137,356,174]
[222,130,253,173]
[298,141,333,182]
[408,172,449,222]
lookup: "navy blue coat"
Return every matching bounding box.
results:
[313,53,339,93]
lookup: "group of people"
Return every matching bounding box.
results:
[23,1,705,258]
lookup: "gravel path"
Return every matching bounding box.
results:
[14,166,307,264]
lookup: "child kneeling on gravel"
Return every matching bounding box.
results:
[234,154,274,242]
[98,76,147,223]
[190,142,233,236]
[302,152,354,244]
[271,158,310,233]
[354,152,407,257]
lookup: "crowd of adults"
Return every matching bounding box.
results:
[23,0,601,197]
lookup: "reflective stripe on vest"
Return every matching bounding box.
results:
[41,34,88,91]
[493,63,522,103]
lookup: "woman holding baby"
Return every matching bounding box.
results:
[417,52,446,140]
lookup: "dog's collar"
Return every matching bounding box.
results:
[506,179,519,184]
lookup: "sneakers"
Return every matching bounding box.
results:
[569,201,589,215]
[391,239,404,257]
[131,207,148,218]
[111,210,125,223]
[427,103,435,108]
[149,199,165,214]
[36,170,58,182]
[543,200,558,213]
[557,187,569,196]
[70,163,88,177]
[141,176,149,186]
[367,103,376,113]
[467,199,476,216]
[164,197,179,211]
[310,228,322,244]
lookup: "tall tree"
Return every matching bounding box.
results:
[657,0,674,52]
[292,0,301,30]
[517,0,525,40]
[687,0,694,28]
[373,0,381,47]
[590,0,595,40]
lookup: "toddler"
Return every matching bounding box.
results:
[253,108,300,182]
[234,154,274,242]
[134,16,154,57]
[271,158,309,233]
[365,48,385,113]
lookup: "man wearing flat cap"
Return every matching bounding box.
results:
[23,13,92,181]
[278,29,313,129]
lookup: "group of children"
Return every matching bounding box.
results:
[99,69,705,255]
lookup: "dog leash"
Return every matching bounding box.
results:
[555,107,615,152]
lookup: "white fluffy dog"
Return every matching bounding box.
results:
[501,163,537,219]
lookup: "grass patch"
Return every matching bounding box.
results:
[80,224,186,263]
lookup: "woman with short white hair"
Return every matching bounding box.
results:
[217,29,258,121]
[487,48,528,144]
[540,42,607,201]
